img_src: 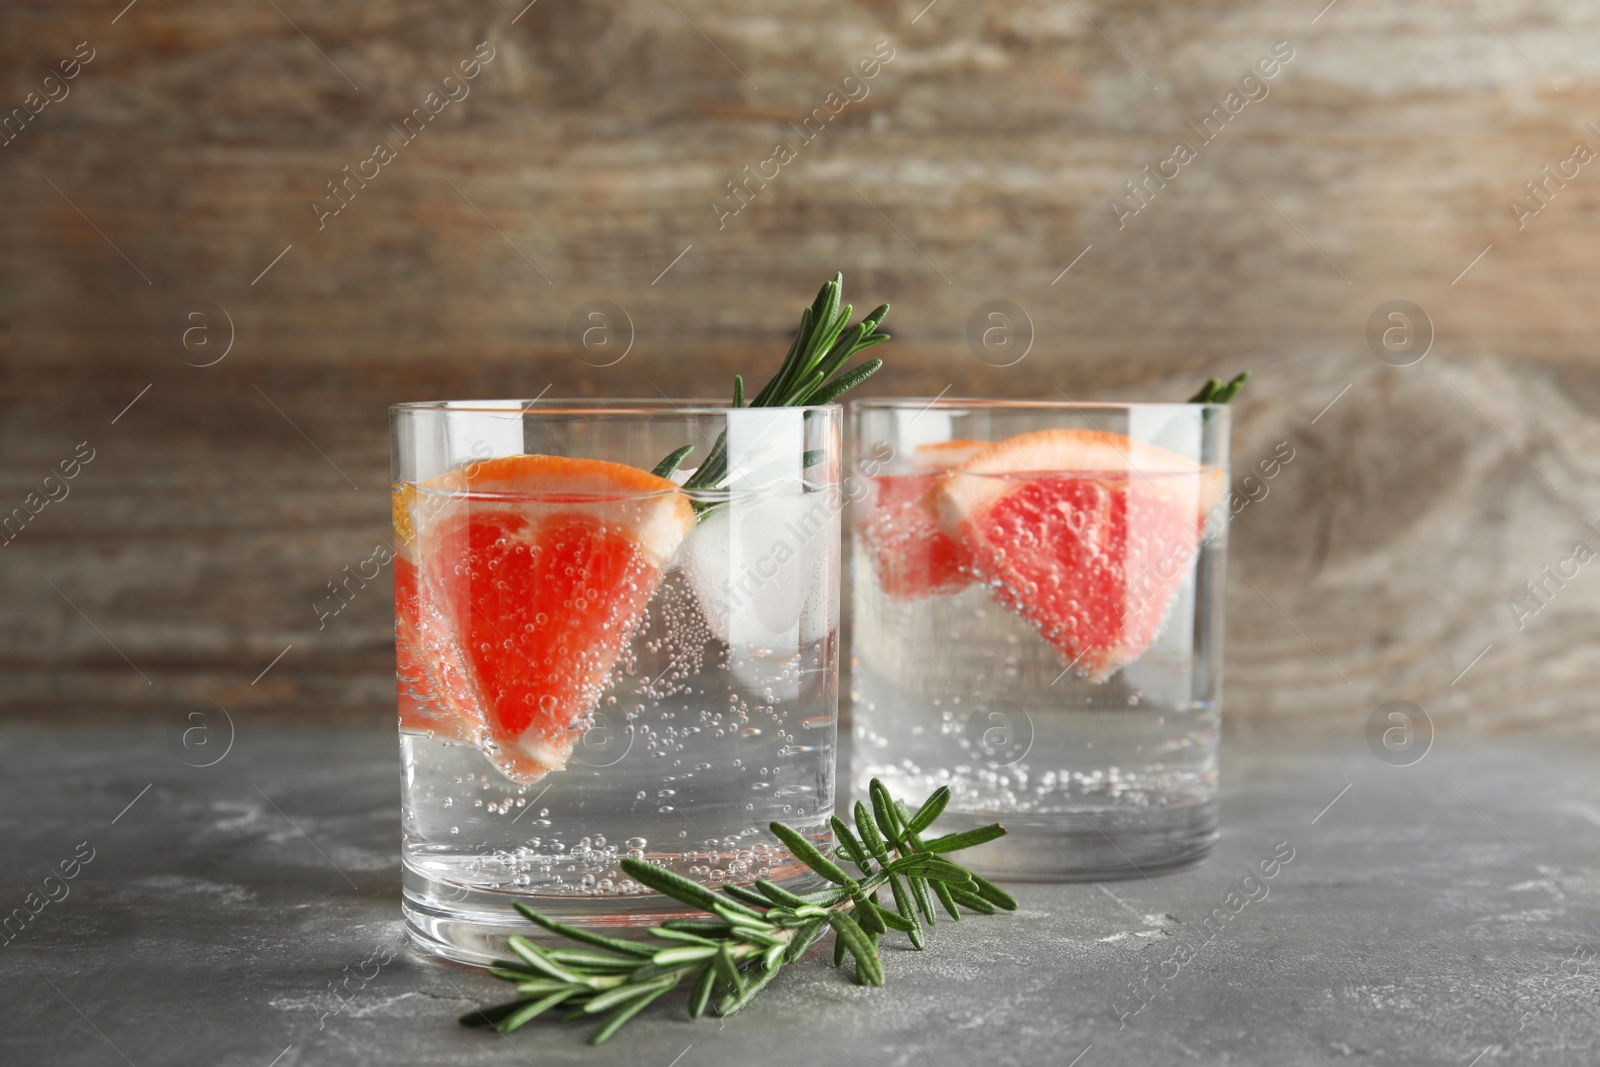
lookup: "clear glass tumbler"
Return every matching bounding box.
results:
[391,400,841,963]
[848,400,1229,880]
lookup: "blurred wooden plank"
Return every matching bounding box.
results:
[2,0,1600,736]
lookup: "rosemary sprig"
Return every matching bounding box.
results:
[1188,371,1249,404]
[653,273,890,493]
[461,779,1015,1044]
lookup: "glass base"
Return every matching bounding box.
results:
[402,862,696,966]
[402,860,827,967]
[934,798,1218,882]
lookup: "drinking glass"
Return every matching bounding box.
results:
[392,400,841,963]
[848,400,1229,880]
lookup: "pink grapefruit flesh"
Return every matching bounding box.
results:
[860,440,986,601]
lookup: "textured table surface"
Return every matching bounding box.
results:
[2,723,1596,1067]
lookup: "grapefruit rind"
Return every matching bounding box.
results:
[939,430,1221,520]
[911,439,988,469]
[448,454,694,569]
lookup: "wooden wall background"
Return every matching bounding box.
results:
[4,0,1600,738]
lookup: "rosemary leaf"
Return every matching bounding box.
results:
[754,879,811,908]
[613,961,682,983]
[648,928,725,947]
[828,912,883,987]
[584,976,677,1014]
[811,322,868,386]
[887,873,925,949]
[784,920,823,964]
[885,855,975,884]
[798,886,854,908]
[617,859,720,911]
[496,988,579,1033]
[874,904,914,933]
[713,945,743,993]
[791,308,851,389]
[853,801,892,866]
[894,812,960,922]
[853,891,888,935]
[970,873,1019,911]
[948,888,999,915]
[513,902,657,958]
[868,780,905,847]
[712,902,776,928]
[651,444,695,480]
[507,938,583,984]
[720,883,773,909]
[811,358,884,407]
[920,825,1008,854]
[652,945,720,966]
[768,821,853,886]
[813,282,842,360]
[487,965,539,983]
[832,915,883,991]
[1214,372,1249,402]
[717,960,782,1017]
[590,984,675,1045]
[620,859,767,922]
[1189,371,1249,404]
[752,308,811,407]
[515,980,582,996]
[904,787,951,835]
[689,966,717,1019]
[727,925,785,949]
[546,949,651,969]
[906,873,937,926]
[830,815,875,875]
[658,918,733,934]
[858,303,890,334]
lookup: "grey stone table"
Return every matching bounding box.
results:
[2,723,1597,1067]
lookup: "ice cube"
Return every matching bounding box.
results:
[679,409,839,696]
[681,487,838,695]
[683,493,835,638]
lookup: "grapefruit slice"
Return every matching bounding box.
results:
[393,549,430,732]
[393,484,483,739]
[860,440,986,601]
[393,485,439,733]
[408,455,695,782]
[935,430,1223,682]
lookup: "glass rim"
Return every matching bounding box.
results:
[849,397,1228,412]
[391,398,843,416]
